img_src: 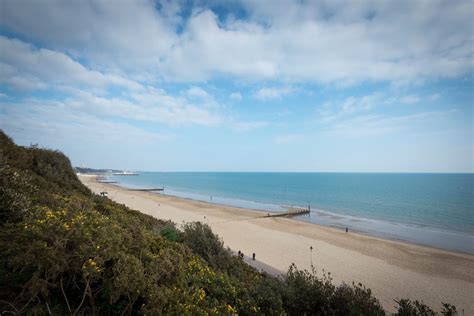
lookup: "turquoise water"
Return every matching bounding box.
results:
[107,172,474,254]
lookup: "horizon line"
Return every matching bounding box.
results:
[77,168,474,175]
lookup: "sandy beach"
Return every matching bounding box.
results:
[80,175,474,314]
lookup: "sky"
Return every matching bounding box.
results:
[0,0,472,173]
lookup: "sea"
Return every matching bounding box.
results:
[105,172,474,254]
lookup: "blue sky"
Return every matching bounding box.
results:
[0,0,472,172]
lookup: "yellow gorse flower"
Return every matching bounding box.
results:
[226,304,236,314]
[198,288,206,301]
[82,258,102,273]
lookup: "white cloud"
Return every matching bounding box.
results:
[273,133,304,144]
[0,0,177,71]
[429,93,441,101]
[277,108,291,117]
[230,92,242,101]
[159,9,278,81]
[322,111,452,138]
[0,99,173,147]
[318,93,382,123]
[0,63,48,91]
[185,86,210,99]
[232,120,268,132]
[254,87,292,101]
[0,33,225,127]
[0,36,141,91]
[318,92,430,125]
[1,1,471,84]
[400,95,420,104]
[67,88,223,127]
[340,94,380,113]
[158,1,472,83]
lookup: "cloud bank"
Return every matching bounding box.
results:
[1,0,472,84]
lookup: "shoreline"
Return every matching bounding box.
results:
[99,174,474,254]
[80,175,474,314]
[111,180,472,261]
[129,184,474,255]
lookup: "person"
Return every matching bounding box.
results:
[252,253,255,261]
[345,227,348,233]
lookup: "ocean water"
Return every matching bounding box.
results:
[106,172,474,254]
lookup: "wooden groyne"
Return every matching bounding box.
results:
[267,208,310,218]
[127,188,164,192]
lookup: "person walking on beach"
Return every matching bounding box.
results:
[252,253,255,261]
[346,227,348,233]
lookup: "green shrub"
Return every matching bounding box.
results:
[282,264,334,314]
[159,224,181,242]
[0,162,35,224]
[282,264,385,315]
[181,221,232,270]
[395,299,459,316]
[331,282,385,315]
[440,303,458,316]
[395,299,437,316]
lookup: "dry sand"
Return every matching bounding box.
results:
[80,175,474,314]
